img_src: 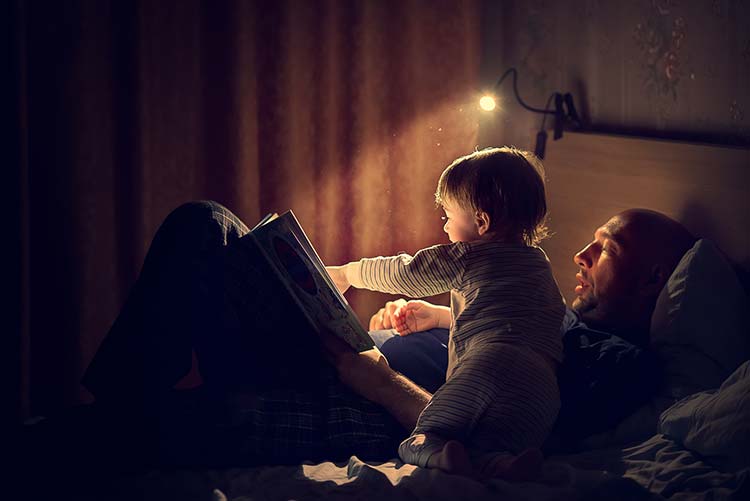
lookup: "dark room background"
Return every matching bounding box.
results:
[9,0,749,422]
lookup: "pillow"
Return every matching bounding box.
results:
[650,239,750,399]
[658,360,750,471]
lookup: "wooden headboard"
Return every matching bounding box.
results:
[541,131,750,306]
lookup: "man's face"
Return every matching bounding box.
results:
[571,215,641,323]
[441,202,480,243]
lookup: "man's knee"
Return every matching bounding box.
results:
[147,200,247,264]
[164,200,229,228]
[165,200,247,241]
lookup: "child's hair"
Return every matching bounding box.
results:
[435,146,549,246]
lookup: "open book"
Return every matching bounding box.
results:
[232,210,375,352]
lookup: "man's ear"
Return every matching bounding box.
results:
[641,263,668,296]
[476,211,491,236]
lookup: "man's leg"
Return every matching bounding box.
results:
[82,201,254,409]
[370,328,449,393]
[189,220,333,392]
[82,201,401,465]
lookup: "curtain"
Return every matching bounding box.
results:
[12,0,482,419]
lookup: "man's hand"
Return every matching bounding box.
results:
[325,264,351,295]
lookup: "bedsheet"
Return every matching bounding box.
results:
[128,456,584,501]
[559,434,749,501]
[85,434,739,500]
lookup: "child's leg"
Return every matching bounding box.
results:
[398,357,495,470]
[398,349,506,479]
[474,448,545,481]
[425,438,473,476]
[400,343,557,479]
[415,438,544,481]
[461,343,558,481]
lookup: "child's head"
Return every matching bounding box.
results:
[435,147,549,246]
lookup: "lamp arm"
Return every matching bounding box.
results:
[494,68,555,115]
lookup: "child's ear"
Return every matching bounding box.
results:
[476,211,491,235]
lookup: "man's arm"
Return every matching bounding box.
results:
[319,331,431,430]
[370,363,432,431]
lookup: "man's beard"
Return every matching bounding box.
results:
[572,291,630,333]
[571,293,614,330]
[571,293,597,316]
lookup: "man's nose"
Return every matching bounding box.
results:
[574,244,593,268]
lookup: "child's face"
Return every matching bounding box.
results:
[441,201,481,243]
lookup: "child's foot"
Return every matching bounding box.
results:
[428,440,474,477]
[486,448,544,482]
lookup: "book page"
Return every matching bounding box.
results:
[247,211,374,352]
[250,212,279,232]
[284,214,353,308]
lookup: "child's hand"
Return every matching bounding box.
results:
[368,299,408,330]
[325,264,351,294]
[393,300,439,336]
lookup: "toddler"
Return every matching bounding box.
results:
[328,147,565,479]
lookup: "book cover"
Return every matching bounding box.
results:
[243,210,375,352]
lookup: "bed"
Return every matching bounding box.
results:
[19,132,750,500]
[97,432,748,500]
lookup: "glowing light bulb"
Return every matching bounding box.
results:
[479,95,496,111]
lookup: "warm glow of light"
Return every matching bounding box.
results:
[479,95,496,111]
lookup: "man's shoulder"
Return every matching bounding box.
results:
[561,321,659,379]
[562,312,651,351]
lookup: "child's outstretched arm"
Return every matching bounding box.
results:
[326,265,351,294]
[331,243,468,299]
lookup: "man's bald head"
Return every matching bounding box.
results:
[572,209,695,344]
[616,208,696,278]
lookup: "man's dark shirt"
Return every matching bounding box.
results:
[553,320,661,450]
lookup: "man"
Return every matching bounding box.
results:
[367,208,696,449]
[81,203,694,465]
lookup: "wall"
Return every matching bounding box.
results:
[478,0,750,150]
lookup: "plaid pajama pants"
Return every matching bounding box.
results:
[83,201,404,465]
